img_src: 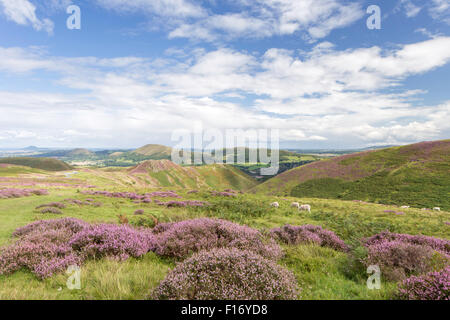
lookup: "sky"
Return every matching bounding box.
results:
[0,0,449,149]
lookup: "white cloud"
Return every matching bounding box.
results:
[94,0,206,18]
[168,0,364,41]
[0,0,54,33]
[0,37,450,147]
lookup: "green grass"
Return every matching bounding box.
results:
[0,164,449,300]
[0,157,73,171]
[254,140,450,210]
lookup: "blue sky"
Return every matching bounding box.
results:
[0,0,449,149]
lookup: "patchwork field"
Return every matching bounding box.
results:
[0,157,449,300]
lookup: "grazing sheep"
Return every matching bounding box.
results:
[291,202,300,209]
[433,207,441,211]
[401,206,410,209]
[299,204,311,213]
[270,202,280,208]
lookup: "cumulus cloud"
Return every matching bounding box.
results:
[168,0,364,41]
[0,0,54,33]
[0,37,450,147]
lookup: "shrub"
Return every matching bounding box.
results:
[69,224,154,261]
[152,218,282,260]
[0,188,48,199]
[13,218,88,238]
[0,219,87,279]
[153,248,299,300]
[270,224,349,252]
[40,208,63,214]
[0,218,154,279]
[363,232,450,281]
[134,209,145,215]
[36,202,66,209]
[397,267,450,300]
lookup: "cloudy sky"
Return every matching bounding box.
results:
[0,0,449,149]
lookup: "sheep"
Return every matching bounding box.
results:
[433,207,441,211]
[270,202,280,208]
[299,204,311,213]
[291,202,300,209]
[401,206,410,209]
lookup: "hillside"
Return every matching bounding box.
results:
[252,140,450,209]
[128,159,257,190]
[66,148,95,157]
[132,144,173,159]
[0,157,73,172]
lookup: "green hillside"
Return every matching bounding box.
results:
[132,144,173,159]
[127,159,257,190]
[0,157,73,172]
[252,140,450,210]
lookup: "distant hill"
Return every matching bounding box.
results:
[132,144,173,159]
[0,157,73,171]
[252,140,450,210]
[66,148,95,157]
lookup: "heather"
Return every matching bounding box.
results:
[0,218,155,279]
[157,200,209,208]
[0,188,48,199]
[397,267,450,300]
[69,224,154,261]
[153,248,298,300]
[255,140,450,210]
[40,207,63,214]
[0,218,88,279]
[362,232,450,281]
[81,190,181,201]
[270,224,349,252]
[36,202,66,209]
[151,218,282,260]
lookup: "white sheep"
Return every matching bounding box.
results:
[433,207,441,211]
[270,202,280,208]
[291,202,300,209]
[299,204,311,213]
[401,206,410,209]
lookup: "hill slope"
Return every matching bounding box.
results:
[0,157,73,172]
[78,160,258,190]
[252,140,450,209]
[132,144,173,159]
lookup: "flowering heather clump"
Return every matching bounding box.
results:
[13,218,89,238]
[157,200,209,208]
[187,190,199,194]
[81,190,180,201]
[0,218,88,279]
[364,232,450,255]
[211,191,237,197]
[40,207,63,214]
[363,232,450,281]
[69,224,154,261]
[65,199,102,207]
[134,209,145,215]
[152,218,282,260]
[153,248,299,300]
[0,188,48,199]
[0,218,154,279]
[36,202,66,209]
[397,267,450,300]
[270,225,349,252]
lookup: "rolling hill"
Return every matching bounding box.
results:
[0,157,73,172]
[128,159,257,190]
[77,160,258,190]
[132,144,173,159]
[252,140,450,209]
